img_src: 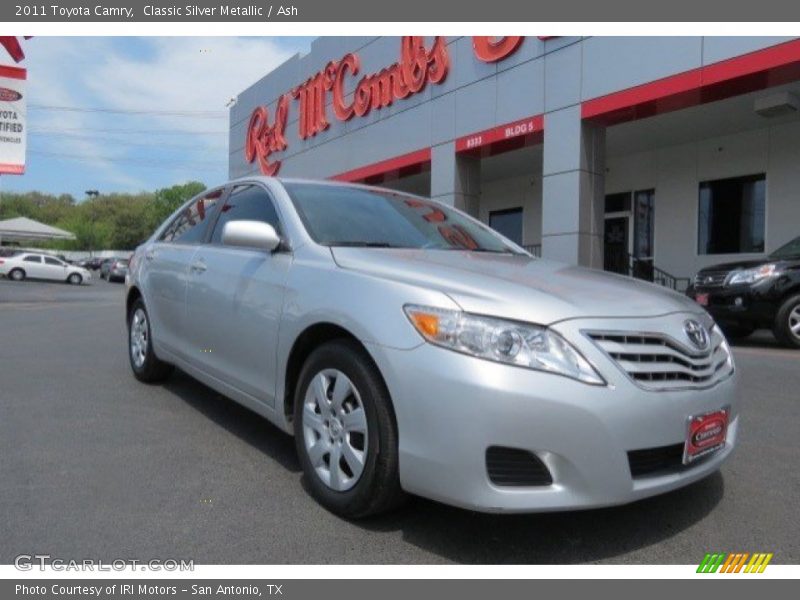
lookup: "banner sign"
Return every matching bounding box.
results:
[245,36,527,175]
[0,65,26,175]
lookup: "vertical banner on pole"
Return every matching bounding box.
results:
[0,64,26,175]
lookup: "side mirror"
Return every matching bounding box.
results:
[221,220,281,252]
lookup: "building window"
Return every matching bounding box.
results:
[489,208,523,246]
[605,192,631,214]
[698,174,766,255]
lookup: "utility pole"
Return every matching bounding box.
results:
[85,190,100,256]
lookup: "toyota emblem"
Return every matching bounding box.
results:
[684,319,710,350]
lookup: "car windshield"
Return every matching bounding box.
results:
[117,260,129,266]
[283,182,523,254]
[770,236,800,260]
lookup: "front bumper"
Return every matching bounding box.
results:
[688,282,780,326]
[366,313,739,513]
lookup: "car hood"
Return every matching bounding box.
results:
[331,248,702,325]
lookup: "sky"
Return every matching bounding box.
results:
[0,36,314,199]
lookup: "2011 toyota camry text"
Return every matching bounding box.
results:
[125,178,739,518]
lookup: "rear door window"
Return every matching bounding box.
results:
[160,188,224,244]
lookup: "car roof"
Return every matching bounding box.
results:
[227,175,413,197]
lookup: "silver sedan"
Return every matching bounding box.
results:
[126,178,739,517]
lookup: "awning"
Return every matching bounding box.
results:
[0,216,76,242]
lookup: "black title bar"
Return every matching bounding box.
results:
[4,0,800,21]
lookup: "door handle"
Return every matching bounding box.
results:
[190,260,207,273]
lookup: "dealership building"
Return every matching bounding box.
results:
[230,36,800,289]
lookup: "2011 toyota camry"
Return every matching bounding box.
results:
[126,178,739,517]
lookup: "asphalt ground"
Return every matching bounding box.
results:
[1,277,798,564]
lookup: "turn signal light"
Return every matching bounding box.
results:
[409,311,440,337]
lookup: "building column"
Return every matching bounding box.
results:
[541,105,605,268]
[430,142,481,217]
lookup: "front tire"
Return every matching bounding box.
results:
[774,294,800,349]
[67,273,82,285]
[128,298,174,382]
[293,340,404,518]
[8,268,25,282]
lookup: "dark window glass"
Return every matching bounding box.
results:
[771,235,800,260]
[210,185,281,244]
[44,257,63,266]
[698,174,766,255]
[284,183,520,254]
[633,189,655,259]
[23,255,42,263]
[489,208,523,246]
[605,192,631,214]
[160,189,223,244]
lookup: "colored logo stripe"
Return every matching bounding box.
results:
[697,552,773,573]
[697,553,726,573]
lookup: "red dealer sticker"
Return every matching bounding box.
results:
[684,408,729,464]
[0,87,21,102]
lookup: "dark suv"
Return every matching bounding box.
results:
[688,235,800,348]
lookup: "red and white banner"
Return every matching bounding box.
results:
[0,64,26,175]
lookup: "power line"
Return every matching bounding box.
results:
[28,150,221,170]
[28,104,227,118]
[28,131,223,150]
[28,127,227,135]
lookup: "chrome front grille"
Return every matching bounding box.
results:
[587,328,734,391]
[694,270,730,288]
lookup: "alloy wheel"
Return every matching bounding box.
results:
[130,308,149,369]
[790,305,800,342]
[301,369,368,492]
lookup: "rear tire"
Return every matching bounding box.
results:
[293,339,405,518]
[774,294,800,349]
[8,268,25,282]
[128,298,174,383]
[67,273,82,285]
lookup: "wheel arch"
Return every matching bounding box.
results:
[778,282,800,305]
[126,286,143,322]
[281,322,392,433]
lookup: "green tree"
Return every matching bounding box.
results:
[1,181,207,252]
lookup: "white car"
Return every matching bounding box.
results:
[0,252,91,285]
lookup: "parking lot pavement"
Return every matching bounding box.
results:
[0,277,798,565]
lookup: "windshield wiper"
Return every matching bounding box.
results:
[327,241,404,248]
[469,248,521,255]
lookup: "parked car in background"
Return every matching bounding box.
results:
[86,257,104,270]
[126,178,738,518]
[688,235,800,348]
[107,258,129,283]
[99,258,117,280]
[0,252,91,285]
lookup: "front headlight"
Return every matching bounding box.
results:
[403,304,605,385]
[727,263,778,286]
